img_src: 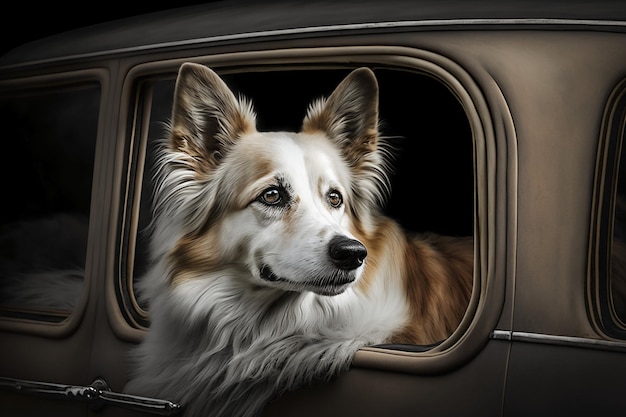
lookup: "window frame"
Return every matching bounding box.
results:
[0,68,108,337]
[110,46,511,374]
[589,77,626,340]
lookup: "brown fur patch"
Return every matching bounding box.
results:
[354,218,473,345]
[169,224,226,287]
[351,218,395,296]
[393,234,473,344]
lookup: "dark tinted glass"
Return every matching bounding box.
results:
[0,84,99,319]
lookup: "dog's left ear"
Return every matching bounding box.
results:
[303,68,379,154]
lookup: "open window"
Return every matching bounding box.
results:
[116,61,476,350]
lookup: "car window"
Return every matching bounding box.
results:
[0,83,99,321]
[119,67,474,339]
[609,110,626,329]
[612,163,626,326]
[591,79,626,339]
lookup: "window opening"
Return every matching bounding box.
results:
[123,67,473,337]
[592,80,626,338]
[0,83,99,321]
[610,118,626,328]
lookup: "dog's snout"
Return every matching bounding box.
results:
[328,236,367,270]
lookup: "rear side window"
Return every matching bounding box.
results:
[118,66,474,333]
[612,160,626,325]
[591,78,626,338]
[0,83,99,321]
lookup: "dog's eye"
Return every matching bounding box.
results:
[259,187,283,205]
[327,190,343,208]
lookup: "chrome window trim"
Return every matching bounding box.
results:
[2,18,626,70]
[490,330,626,352]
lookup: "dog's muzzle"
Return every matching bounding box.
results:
[258,236,367,295]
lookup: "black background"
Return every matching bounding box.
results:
[2,3,207,56]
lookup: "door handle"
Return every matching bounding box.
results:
[0,376,181,415]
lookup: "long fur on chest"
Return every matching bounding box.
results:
[126,266,393,417]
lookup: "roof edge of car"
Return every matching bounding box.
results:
[3,15,626,72]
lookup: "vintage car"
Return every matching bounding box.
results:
[1,1,626,415]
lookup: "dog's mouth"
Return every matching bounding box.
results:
[260,265,281,282]
[259,264,356,296]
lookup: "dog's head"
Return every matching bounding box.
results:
[155,63,391,296]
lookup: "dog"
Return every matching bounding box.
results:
[125,63,474,417]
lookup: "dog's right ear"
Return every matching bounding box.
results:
[169,63,256,170]
[302,68,379,168]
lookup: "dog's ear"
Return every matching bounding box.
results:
[169,63,256,170]
[302,68,379,155]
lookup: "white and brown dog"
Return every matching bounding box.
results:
[126,63,473,417]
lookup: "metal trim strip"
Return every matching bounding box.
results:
[490,329,626,352]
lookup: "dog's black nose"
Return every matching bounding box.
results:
[328,235,367,270]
